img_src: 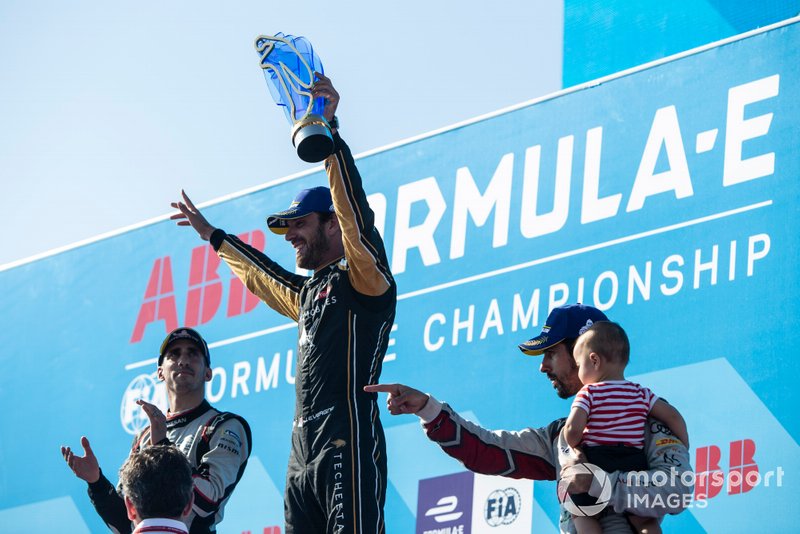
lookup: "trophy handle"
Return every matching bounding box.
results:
[255,33,333,162]
[255,34,318,124]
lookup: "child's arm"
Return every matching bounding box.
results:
[563,406,589,448]
[650,399,690,447]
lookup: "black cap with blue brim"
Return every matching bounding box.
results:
[518,304,609,355]
[266,186,334,235]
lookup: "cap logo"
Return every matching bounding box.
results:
[542,326,551,333]
[578,319,594,335]
[173,329,193,339]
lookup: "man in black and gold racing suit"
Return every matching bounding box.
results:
[172,73,396,533]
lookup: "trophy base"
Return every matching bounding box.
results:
[292,115,334,163]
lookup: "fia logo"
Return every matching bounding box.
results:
[425,495,463,523]
[484,488,521,527]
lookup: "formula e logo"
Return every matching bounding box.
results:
[484,488,521,527]
[416,471,472,533]
[119,372,168,435]
[425,496,463,523]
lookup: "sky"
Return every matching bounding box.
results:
[0,1,563,267]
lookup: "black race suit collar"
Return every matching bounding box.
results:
[166,399,213,430]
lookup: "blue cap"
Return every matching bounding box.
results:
[266,186,334,234]
[518,304,608,355]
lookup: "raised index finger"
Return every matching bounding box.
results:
[363,383,399,395]
[181,189,197,210]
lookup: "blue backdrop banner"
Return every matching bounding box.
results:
[1,18,798,533]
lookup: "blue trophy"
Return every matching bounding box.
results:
[255,33,333,163]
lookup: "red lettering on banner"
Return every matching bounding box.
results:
[263,527,282,534]
[728,438,758,495]
[130,257,179,342]
[694,445,723,500]
[130,229,268,343]
[228,230,266,317]
[185,245,223,327]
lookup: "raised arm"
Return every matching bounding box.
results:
[314,75,394,300]
[171,190,217,241]
[210,230,305,321]
[62,437,132,533]
[171,190,306,321]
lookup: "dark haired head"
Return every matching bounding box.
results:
[119,445,193,520]
[316,210,336,225]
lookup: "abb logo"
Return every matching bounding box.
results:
[695,438,758,500]
[242,528,281,534]
[130,230,265,343]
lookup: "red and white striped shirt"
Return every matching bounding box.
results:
[572,380,657,448]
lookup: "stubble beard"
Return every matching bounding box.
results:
[170,373,203,395]
[297,225,330,270]
[554,379,575,399]
[167,364,208,396]
[552,360,582,399]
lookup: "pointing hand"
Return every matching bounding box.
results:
[364,383,429,415]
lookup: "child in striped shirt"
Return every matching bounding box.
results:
[563,321,689,534]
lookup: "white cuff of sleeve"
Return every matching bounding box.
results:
[417,395,443,423]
